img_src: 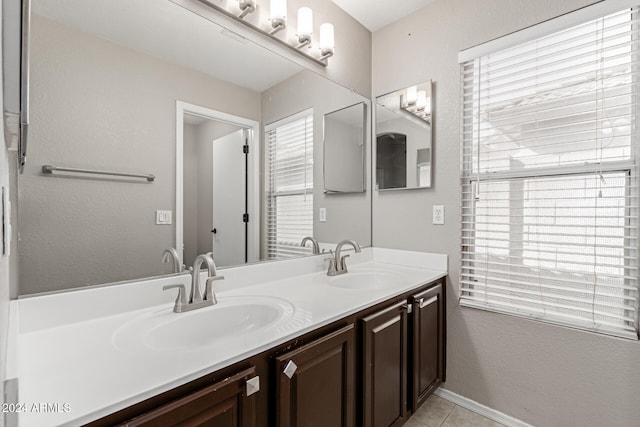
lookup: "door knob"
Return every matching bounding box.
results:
[211,228,217,234]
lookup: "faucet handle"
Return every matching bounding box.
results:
[339,254,351,271]
[163,284,187,313]
[204,275,225,304]
[325,257,337,276]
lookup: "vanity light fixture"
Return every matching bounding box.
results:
[269,0,287,34]
[297,7,313,48]
[319,23,335,60]
[238,0,256,18]
[400,87,431,123]
[198,0,335,66]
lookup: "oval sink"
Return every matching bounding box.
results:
[113,296,295,353]
[324,271,404,290]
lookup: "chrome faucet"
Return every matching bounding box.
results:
[163,253,224,313]
[327,240,361,276]
[161,247,184,273]
[300,236,320,254]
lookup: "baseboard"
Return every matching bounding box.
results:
[434,388,533,427]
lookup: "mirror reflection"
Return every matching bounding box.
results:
[17,0,371,295]
[375,80,432,190]
[324,102,367,193]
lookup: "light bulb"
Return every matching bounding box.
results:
[416,90,427,111]
[319,23,335,50]
[270,0,287,21]
[298,7,313,36]
[406,86,418,106]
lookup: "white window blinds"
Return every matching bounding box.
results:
[265,111,314,260]
[460,7,640,338]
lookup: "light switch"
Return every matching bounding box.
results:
[433,205,444,225]
[319,208,327,222]
[156,210,172,225]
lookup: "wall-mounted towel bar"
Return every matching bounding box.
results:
[41,164,155,182]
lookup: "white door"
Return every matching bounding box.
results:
[212,130,246,266]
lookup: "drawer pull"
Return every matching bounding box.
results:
[418,296,438,309]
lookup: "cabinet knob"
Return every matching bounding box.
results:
[246,376,260,396]
[283,360,297,379]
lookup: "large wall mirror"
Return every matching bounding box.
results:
[375,80,432,190]
[17,0,372,295]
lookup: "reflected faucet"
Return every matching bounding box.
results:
[327,240,361,276]
[163,253,224,313]
[300,236,320,254]
[161,248,183,273]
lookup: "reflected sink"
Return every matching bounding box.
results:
[113,296,295,352]
[323,271,405,290]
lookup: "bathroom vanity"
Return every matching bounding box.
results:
[7,248,446,427]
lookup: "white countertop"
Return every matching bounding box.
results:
[8,248,447,427]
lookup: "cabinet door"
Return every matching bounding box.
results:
[411,282,445,411]
[362,301,408,427]
[121,367,257,427]
[275,324,355,427]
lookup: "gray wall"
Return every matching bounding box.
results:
[372,0,640,426]
[18,15,260,294]
[262,70,372,248]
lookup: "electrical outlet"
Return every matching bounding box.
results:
[433,205,444,225]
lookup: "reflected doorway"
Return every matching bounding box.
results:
[176,101,260,268]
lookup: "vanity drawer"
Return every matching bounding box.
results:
[118,367,257,427]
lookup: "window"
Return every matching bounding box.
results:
[265,110,314,259]
[460,7,640,338]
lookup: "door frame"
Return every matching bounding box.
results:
[175,100,260,266]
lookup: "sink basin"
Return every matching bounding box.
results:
[323,271,405,290]
[113,296,295,352]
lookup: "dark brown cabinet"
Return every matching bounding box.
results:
[275,324,356,427]
[361,280,446,427]
[119,367,258,427]
[411,283,445,410]
[362,301,409,427]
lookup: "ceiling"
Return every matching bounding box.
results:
[331,0,436,32]
[32,0,303,92]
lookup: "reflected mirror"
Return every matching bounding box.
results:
[375,80,432,190]
[17,0,371,295]
[324,102,367,193]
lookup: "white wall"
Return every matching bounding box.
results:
[372,0,640,426]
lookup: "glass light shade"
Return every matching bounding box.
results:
[416,90,427,110]
[298,7,313,36]
[406,86,418,105]
[270,0,287,20]
[319,23,335,49]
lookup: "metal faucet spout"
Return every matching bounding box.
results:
[301,236,320,254]
[161,247,183,273]
[327,240,361,276]
[191,254,217,303]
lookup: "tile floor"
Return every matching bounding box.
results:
[405,395,506,427]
